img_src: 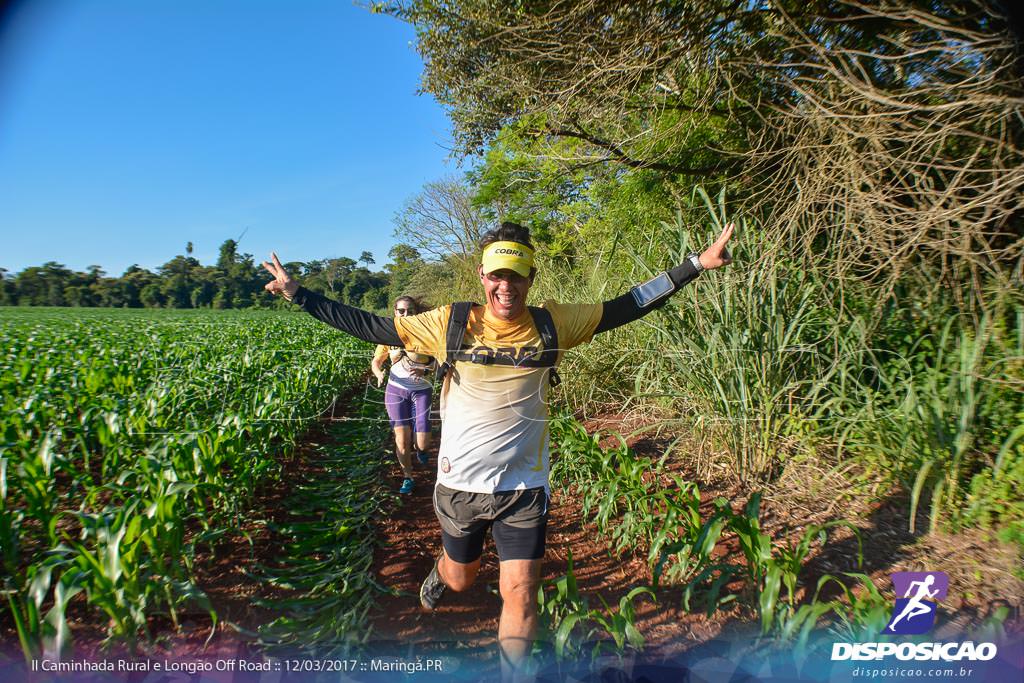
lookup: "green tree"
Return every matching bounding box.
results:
[361,286,389,311]
[323,257,357,299]
[189,266,218,308]
[158,255,200,308]
[14,262,73,306]
[384,0,1022,297]
[385,243,424,302]
[6,241,391,310]
[120,265,157,308]
[140,283,164,308]
[0,268,15,305]
[228,252,262,308]
[217,239,239,270]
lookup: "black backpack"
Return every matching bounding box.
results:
[436,302,561,387]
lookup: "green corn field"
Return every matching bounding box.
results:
[0,308,372,661]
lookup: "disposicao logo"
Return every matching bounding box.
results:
[831,570,998,662]
[884,571,948,635]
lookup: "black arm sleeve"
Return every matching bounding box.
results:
[593,258,701,335]
[292,287,403,346]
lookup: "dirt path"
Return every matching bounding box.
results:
[365,412,1024,669]
[364,423,727,666]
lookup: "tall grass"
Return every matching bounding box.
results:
[837,299,1024,534]
[628,188,842,482]
[543,185,1022,539]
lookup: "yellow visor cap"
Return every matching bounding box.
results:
[481,241,535,278]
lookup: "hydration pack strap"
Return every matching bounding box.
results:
[436,302,561,387]
[527,305,561,387]
[437,301,475,383]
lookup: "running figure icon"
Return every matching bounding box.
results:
[884,571,948,635]
[888,575,939,629]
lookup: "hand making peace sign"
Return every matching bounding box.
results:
[698,222,736,271]
[262,252,300,300]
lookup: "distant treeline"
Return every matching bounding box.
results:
[1,239,426,312]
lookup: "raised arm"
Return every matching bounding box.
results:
[594,222,735,335]
[262,252,403,346]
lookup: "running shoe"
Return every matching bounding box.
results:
[416,449,429,465]
[399,478,414,494]
[419,557,447,610]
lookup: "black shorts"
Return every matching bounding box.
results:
[433,484,548,563]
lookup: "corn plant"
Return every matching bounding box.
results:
[731,497,862,641]
[4,553,85,664]
[0,308,370,657]
[652,495,731,588]
[819,572,892,642]
[536,551,591,660]
[551,414,713,577]
[256,406,391,655]
[535,551,653,662]
[551,413,871,648]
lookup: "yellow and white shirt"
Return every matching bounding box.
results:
[395,301,602,493]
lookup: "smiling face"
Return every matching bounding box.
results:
[478,265,533,320]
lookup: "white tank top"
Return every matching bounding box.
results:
[386,348,433,391]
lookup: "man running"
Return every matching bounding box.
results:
[262,220,734,680]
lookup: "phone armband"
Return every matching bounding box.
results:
[630,272,675,309]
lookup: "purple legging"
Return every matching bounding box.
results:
[384,383,432,433]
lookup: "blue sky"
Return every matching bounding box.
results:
[0,0,456,276]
